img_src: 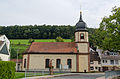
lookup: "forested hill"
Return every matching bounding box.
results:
[0,25,96,39]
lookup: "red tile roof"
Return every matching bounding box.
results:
[11,59,22,63]
[24,42,77,54]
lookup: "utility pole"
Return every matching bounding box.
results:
[17,49,19,71]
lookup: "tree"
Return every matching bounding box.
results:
[28,38,34,44]
[70,36,74,42]
[10,48,17,59]
[95,6,120,51]
[55,37,64,42]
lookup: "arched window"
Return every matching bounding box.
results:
[80,33,84,39]
[67,59,72,68]
[24,59,26,68]
[45,59,50,68]
[56,59,61,68]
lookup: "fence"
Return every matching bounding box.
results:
[105,70,120,79]
[25,69,71,78]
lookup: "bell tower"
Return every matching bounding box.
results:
[75,11,90,72]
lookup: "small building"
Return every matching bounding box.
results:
[90,50,102,72]
[22,11,90,72]
[101,52,120,72]
[11,59,22,71]
[97,49,120,72]
[0,35,10,61]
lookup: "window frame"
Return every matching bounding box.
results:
[95,67,98,69]
[67,59,72,69]
[90,61,94,64]
[102,60,104,63]
[110,60,114,65]
[45,59,50,68]
[80,33,84,39]
[115,60,119,64]
[90,66,94,70]
[24,59,26,68]
[56,59,61,68]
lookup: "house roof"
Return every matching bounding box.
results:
[101,55,120,60]
[11,59,22,63]
[24,42,77,54]
[0,41,4,46]
[90,51,101,62]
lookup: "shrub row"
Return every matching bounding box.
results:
[0,61,16,79]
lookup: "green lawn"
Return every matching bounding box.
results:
[10,39,72,45]
[15,72,62,79]
[15,72,25,79]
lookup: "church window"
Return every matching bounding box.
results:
[80,33,84,39]
[45,59,50,68]
[24,59,26,68]
[67,59,72,68]
[90,66,94,70]
[56,59,61,68]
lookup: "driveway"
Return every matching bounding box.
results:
[49,73,104,79]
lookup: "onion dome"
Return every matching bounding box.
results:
[75,11,87,31]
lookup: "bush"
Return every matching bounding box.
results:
[28,38,34,44]
[55,37,64,42]
[0,61,16,79]
[18,42,21,45]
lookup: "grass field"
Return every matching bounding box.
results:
[15,72,25,79]
[10,39,71,45]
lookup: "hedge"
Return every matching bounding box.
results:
[0,61,16,79]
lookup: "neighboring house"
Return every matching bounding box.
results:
[0,35,10,49]
[22,11,90,72]
[101,52,120,72]
[0,35,10,61]
[90,50,102,72]
[11,59,22,71]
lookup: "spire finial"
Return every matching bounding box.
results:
[79,2,82,21]
[79,10,82,21]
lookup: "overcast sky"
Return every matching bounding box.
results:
[0,0,120,28]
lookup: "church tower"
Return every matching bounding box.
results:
[75,11,90,72]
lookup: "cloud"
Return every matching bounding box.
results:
[0,0,120,28]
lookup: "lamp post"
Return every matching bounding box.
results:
[49,59,54,75]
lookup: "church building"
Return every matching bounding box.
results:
[22,11,90,72]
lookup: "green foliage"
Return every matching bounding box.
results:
[0,61,16,79]
[88,28,97,47]
[10,45,29,59]
[95,6,120,51]
[10,48,17,59]
[28,38,34,44]
[0,57,2,61]
[17,42,21,45]
[70,36,75,42]
[0,25,75,39]
[55,37,64,42]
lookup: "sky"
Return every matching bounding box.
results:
[0,0,120,28]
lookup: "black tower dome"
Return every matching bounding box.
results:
[75,11,87,31]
